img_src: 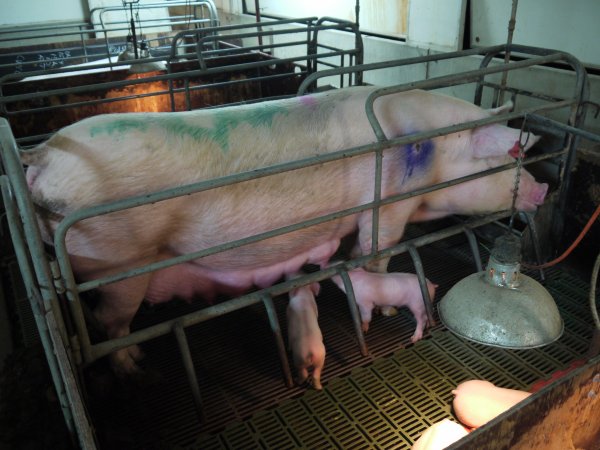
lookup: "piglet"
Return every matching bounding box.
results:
[331,268,437,342]
[452,380,531,428]
[411,418,469,450]
[286,278,325,390]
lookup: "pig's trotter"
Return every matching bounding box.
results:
[410,330,424,344]
[311,376,323,390]
[110,348,143,376]
[361,321,370,333]
[127,344,145,361]
[93,275,150,376]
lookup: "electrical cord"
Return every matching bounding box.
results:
[523,203,600,270]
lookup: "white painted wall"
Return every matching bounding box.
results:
[472,0,600,69]
[245,0,409,37]
[0,0,88,26]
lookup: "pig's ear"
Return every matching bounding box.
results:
[487,100,514,116]
[472,124,540,159]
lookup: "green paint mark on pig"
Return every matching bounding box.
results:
[89,102,289,152]
[90,118,149,137]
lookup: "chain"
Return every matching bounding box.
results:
[508,117,530,230]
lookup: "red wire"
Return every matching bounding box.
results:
[523,203,600,270]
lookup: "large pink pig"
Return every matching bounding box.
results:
[23,86,547,374]
[331,268,437,342]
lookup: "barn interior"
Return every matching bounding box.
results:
[0,1,599,449]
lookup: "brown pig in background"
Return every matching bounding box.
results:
[23,86,548,375]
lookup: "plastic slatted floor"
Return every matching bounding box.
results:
[88,243,596,449]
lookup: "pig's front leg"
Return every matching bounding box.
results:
[354,202,416,273]
[92,274,151,376]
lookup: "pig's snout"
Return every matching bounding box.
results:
[515,180,548,211]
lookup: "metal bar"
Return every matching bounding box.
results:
[474,44,588,106]
[519,211,546,281]
[0,177,78,441]
[4,69,304,117]
[0,50,337,103]
[0,118,94,366]
[527,113,600,144]
[298,45,507,95]
[338,269,368,356]
[407,246,436,326]
[463,227,484,272]
[0,176,97,448]
[261,294,293,388]
[363,53,579,142]
[173,321,204,423]
[498,0,519,106]
[477,81,565,104]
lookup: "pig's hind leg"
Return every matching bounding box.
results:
[93,274,151,376]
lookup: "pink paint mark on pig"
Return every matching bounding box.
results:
[286,275,325,390]
[298,94,318,109]
[331,268,437,342]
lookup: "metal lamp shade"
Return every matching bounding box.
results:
[438,235,564,349]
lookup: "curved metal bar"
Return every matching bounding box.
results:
[407,246,436,326]
[173,321,205,423]
[463,227,484,272]
[0,161,96,448]
[262,294,294,388]
[519,211,546,281]
[364,51,581,142]
[337,269,368,356]
[297,45,507,95]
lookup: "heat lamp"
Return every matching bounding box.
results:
[438,233,563,348]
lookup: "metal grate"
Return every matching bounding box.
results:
[85,235,597,449]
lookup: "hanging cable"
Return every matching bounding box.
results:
[523,204,600,270]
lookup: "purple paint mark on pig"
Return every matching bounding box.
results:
[402,137,435,184]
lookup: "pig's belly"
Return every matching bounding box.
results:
[145,239,340,304]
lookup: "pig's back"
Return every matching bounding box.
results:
[27,87,380,210]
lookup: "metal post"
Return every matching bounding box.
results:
[338,270,368,356]
[407,246,436,327]
[498,0,519,106]
[519,211,546,281]
[261,294,293,388]
[463,227,484,272]
[173,321,204,423]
